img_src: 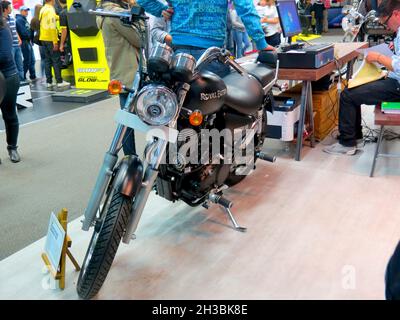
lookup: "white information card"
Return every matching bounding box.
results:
[44,212,66,271]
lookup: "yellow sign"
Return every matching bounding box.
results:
[67,0,110,90]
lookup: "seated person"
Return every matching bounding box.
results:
[324,0,400,156]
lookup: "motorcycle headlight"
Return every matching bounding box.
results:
[135,85,179,126]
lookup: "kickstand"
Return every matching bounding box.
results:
[209,193,247,232]
[221,206,247,233]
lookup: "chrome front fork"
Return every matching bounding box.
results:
[82,91,137,231]
[121,120,174,244]
[122,84,190,243]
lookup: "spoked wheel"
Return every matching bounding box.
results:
[77,191,132,299]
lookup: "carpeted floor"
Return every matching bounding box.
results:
[0,98,123,259]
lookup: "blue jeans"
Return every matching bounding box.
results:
[119,93,136,156]
[232,30,250,58]
[21,41,36,80]
[12,46,24,81]
[174,46,231,78]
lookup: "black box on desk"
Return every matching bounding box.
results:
[278,44,334,69]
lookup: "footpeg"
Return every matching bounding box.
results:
[257,152,276,163]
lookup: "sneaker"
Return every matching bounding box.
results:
[57,80,70,88]
[46,83,53,89]
[323,142,357,155]
[333,132,364,149]
[8,148,21,163]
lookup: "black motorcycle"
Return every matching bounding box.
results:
[77,7,279,299]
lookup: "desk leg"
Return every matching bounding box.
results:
[370,125,384,178]
[346,59,355,82]
[295,80,310,161]
[307,81,315,148]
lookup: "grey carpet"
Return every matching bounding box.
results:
[0,98,123,259]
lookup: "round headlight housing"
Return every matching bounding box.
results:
[135,85,179,126]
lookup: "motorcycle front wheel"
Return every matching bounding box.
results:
[77,191,132,299]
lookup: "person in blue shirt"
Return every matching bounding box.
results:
[324,0,400,156]
[0,7,21,163]
[16,6,37,81]
[1,1,24,82]
[137,0,273,76]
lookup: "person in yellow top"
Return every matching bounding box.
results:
[39,0,69,89]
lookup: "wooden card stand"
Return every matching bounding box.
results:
[41,208,80,289]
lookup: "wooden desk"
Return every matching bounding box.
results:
[278,43,368,81]
[278,42,369,161]
[370,106,400,177]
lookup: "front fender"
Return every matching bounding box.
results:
[113,155,144,198]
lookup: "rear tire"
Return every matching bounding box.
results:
[77,192,131,299]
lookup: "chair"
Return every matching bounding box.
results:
[370,106,400,177]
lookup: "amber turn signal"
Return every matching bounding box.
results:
[189,110,203,126]
[108,80,123,95]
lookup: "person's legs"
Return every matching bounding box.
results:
[12,46,24,81]
[323,9,329,33]
[50,49,63,84]
[266,33,281,47]
[21,41,30,80]
[39,45,46,78]
[300,15,309,35]
[43,42,54,84]
[119,93,136,156]
[316,17,323,34]
[0,74,20,154]
[232,29,244,58]
[28,44,37,80]
[242,31,251,54]
[338,78,400,147]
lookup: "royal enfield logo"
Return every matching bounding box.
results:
[200,89,227,101]
[77,68,106,73]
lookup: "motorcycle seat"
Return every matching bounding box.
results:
[223,71,264,115]
[241,63,275,87]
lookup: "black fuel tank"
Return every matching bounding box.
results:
[182,71,227,115]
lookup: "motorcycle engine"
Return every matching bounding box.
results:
[156,124,232,206]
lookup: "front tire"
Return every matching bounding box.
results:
[77,192,131,299]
